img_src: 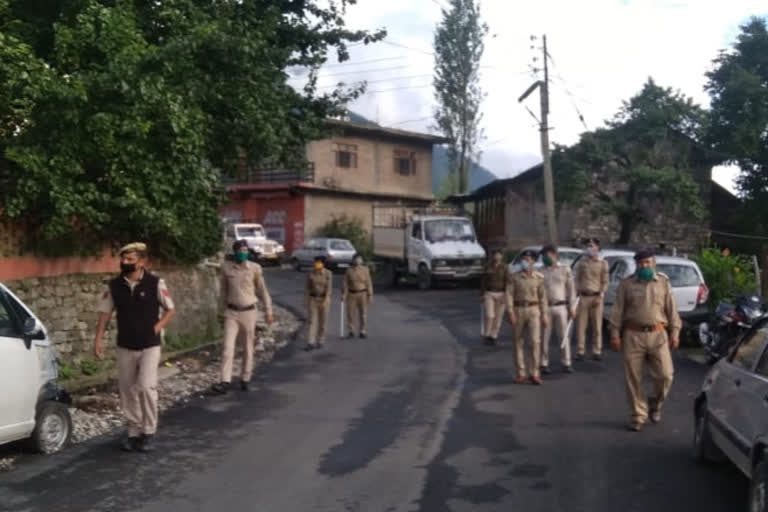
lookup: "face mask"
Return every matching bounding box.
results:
[520,261,532,270]
[542,255,554,267]
[235,252,249,263]
[120,262,137,274]
[636,267,655,281]
[585,248,598,258]
[353,258,363,266]
[314,262,324,270]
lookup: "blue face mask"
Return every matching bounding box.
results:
[520,260,532,270]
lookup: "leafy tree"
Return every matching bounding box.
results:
[316,214,372,259]
[695,247,757,309]
[553,79,708,245]
[433,0,487,195]
[436,170,459,200]
[0,0,384,263]
[706,16,768,232]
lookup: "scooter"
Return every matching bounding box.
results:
[699,294,765,364]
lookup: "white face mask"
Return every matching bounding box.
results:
[585,248,598,258]
[520,260,532,270]
[353,258,363,266]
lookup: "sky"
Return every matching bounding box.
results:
[290,0,768,193]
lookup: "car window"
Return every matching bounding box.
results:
[411,222,422,240]
[656,264,700,287]
[732,323,768,371]
[330,240,353,251]
[559,251,580,266]
[611,260,628,283]
[0,291,21,338]
[306,239,320,249]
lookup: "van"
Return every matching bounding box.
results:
[0,282,72,453]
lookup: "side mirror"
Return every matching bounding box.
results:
[23,317,38,337]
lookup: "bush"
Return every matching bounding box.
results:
[695,248,758,309]
[316,215,373,260]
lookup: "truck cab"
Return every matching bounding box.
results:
[407,215,486,279]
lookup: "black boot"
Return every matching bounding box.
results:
[359,333,367,339]
[347,333,355,339]
[120,436,139,452]
[212,381,231,395]
[240,380,250,392]
[135,434,154,453]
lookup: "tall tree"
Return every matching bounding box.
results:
[433,0,487,195]
[553,79,708,245]
[706,16,768,231]
[0,0,384,262]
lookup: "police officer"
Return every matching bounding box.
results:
[540,245,577,374]
[212,240,274,395]
[481,249,508,346]
[610,249,681,432]
[506,249,549,385]
[93,242,176,453]
[573,237,609,361]
[342,253,373,339]
[305,256,332,351]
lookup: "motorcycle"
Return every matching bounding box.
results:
[699,294,765,364]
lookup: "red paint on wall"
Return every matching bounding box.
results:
[0,248,119,281]
[222,193,306,254]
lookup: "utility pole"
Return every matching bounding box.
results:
[519,34,558,245]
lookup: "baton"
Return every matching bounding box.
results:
[340,300,345,338]
[561,297,580,349]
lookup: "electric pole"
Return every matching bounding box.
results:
[519,34,558,245]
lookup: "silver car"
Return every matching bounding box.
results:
[695,317,768,512]
[290,238,357,271]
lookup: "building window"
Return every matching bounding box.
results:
[394,149,416,176]
[334,143,358,168]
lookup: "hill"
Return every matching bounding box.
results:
[431,145,497,194]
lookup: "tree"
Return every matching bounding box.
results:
[706,16,768,231]
[433,0,487,195]
[553,79,708,245]
[0,0,384,262]
[436,171,459,200]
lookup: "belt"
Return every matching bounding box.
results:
[349,289,368,293]
[310,293,327,298]
[227,303,256,312]
[514,301,539,307]
[579,291,601,297]
[624,322,666,333]
[486,288,505,293]
[549,300,567,306]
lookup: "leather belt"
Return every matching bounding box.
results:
[310,293,327,298]
[227,303,256,312]
[549,300,567,306]
[579,291,601,297]
[349,289,368,293]
[514,301,539,307]
[624,322,666,333]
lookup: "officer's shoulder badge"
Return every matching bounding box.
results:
[656,271,670,281]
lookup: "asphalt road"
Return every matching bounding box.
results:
[0,269,748,512]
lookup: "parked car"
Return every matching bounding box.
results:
[291,238,357,271]
[508,245,582,273]
[571,248,635,270]
[223,222,285,263]
[694,316,768,511]
[603,255,710,337]
[0,282,72,454]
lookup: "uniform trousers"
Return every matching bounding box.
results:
[346,292,369,335]
[221,308,260,383]
[117,346,161,437]
[576,296,604,356]
[622,329,674,424]
[514,306,542,378]
[308,297,329,345]
[542,305,570,367]
[483,291,506,339]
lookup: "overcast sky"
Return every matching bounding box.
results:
[292,0,768,192]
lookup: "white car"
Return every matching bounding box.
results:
[0,282,72,453]
[224,223,285,262]
[570,249,636,270]
[509,245,582,273]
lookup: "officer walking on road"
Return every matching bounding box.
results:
[610,249,681,432]
[540,245,577,374]
[212,240,274,395]
[342,253,373,339]
[305,256,332,351]
[93,242,176,453]
[574,238,609,361]
[506,249,549,385]
[481,249,508,346]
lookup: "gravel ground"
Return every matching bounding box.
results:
[0,305,300,472]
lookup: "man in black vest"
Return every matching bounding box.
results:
[93,242,176,453]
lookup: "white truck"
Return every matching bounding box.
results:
[372,205,486,289]
[223,222,285,263]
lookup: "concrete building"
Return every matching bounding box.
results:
[222,119,446,253]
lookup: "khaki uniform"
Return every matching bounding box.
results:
[306,269,333,345]
[481,262,508,340]
[541,264,577,367]
[98,273,174,437]
[610,273,681,425]
[342,265,373,336]
[220,260,273,383]
[574,257,609,356]
[506,271,549,378]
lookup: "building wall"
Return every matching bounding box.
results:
[221,193,306,253]
[306,136,433,199]
[304,193,375,240]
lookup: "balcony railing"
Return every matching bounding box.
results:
[223,163,315,185]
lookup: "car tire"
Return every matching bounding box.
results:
[417,264,432,291]
[749,454,768,512]
[292,258,301,271]
[30,401,72,454]
[693,403,720,463]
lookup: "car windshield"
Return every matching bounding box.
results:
[330,240,354,251]
[425,220,475,243]
[236,226,264,238]
[558,251,580,266]
[656,264,701,287]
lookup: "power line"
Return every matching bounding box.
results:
[366,83,434,94]
[381,40,435,56]
[389,116,432,126]
[322,56,407,68]
[545,52,589,131]
[710,229,768,241]
[319,64,412,77]
[316,72,437,90]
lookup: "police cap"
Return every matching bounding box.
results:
[582,237,600,247]
[314,255,326,263]
[232,240,249,252]
[520,249,538,259]
[540,244,557,256]
[634,248,656,261]
[119,242,148,256]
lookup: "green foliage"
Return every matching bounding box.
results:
[436,171,459,200]
[165,333,206,353]
[0,0,384,263]
[58,361,76,381]
[80,358,103,376]
[553,79,707,244]
[316,214,372,259]
[433,0,487,194]
[695,248,757,309]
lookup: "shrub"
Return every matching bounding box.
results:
[316,215,373,259]
[695,248,758,309]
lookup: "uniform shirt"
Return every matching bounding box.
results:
[574,257,609,295]
[98,271,175,314]
[609,272,682,339]
[220,260,273,316]
[506,270,549,316]
[541,263,576,309]
[306,268,333,299]
[481,262,508,292]
[343,265,373,298]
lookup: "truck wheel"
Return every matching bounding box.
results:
[30,401,72,454]
[417,264,432,290]
[749,454,768,512]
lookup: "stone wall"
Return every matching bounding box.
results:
[6,264,221,364]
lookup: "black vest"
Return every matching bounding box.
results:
[109,271,161,350]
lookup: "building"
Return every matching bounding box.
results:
[222,118,447,253]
